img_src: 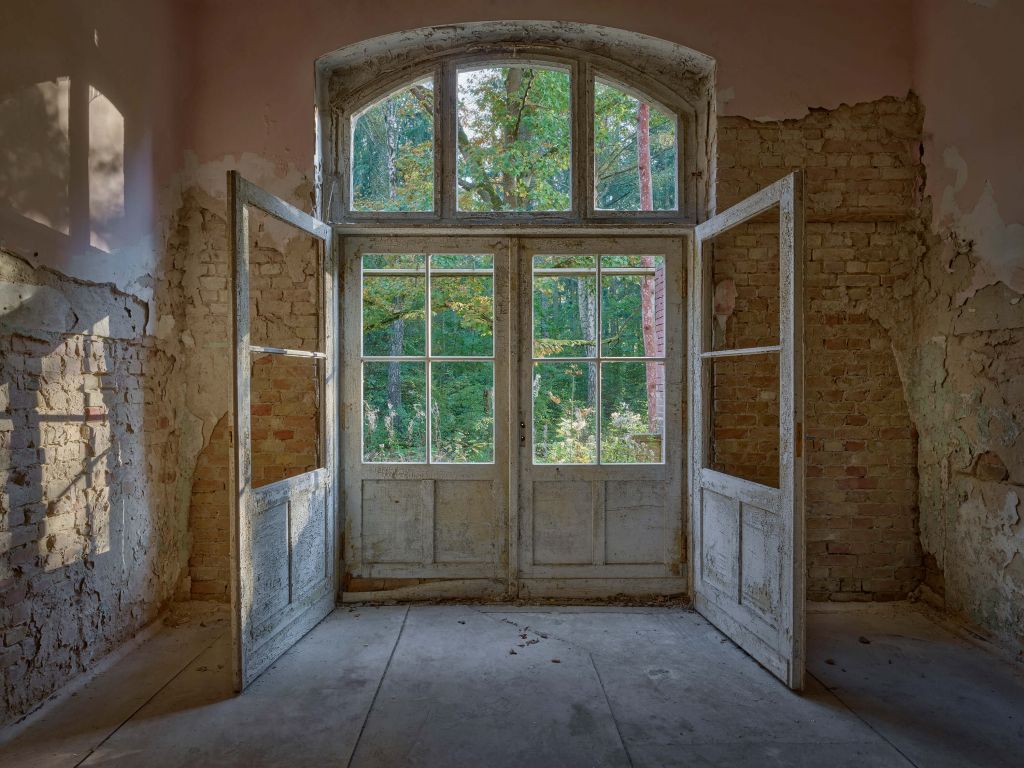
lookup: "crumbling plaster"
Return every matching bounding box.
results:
[3,0,1022,725]
[901,0,1024,651]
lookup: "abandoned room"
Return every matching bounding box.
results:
[1,1,1022,766]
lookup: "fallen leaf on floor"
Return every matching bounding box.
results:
[509,649,517,655]
[858,636,871,644]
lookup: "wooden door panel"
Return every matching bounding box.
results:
[516,238,686,594]
[689,172,805,689]
[229,172,338,691]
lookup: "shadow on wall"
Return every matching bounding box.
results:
[0,257,185,723]
[0,77,125,254]
[0,0,189,724]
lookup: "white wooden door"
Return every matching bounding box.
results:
[516,237,686,598]
[689,172,805,689]
[340,237,510,595]
[229,171,338,691]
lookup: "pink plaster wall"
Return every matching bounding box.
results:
[913,0,1024,225]
[0,0,192,289]
[181,0,914,169]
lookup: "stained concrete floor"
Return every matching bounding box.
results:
[2,603,1022,767]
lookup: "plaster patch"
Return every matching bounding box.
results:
[939,148,1024,301]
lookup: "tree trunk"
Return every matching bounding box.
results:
[385,98,400,202]
[501,67,524,210]
[387,304,405,430]
[637,102,660,432]
[576,277,597,407]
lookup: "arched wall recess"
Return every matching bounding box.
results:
[314,22,718,225]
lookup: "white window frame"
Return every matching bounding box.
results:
[323,45,699,226]
[359,251,498,466]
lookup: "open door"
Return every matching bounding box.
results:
[229,171,338,691]
[688,172,805,689]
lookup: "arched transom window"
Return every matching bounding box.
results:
[318,27,711,225]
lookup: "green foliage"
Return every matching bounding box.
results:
[350,71,679,214]
[457,67,571,212]
[594,80,677,211]
[352,81,434,212]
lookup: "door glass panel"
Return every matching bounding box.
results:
[601,361,664,464]
[531,251,667,466]
[364,253,426,270]
[533,254,595,269]
[706,354,780,487]
[456,64,571,212]
[431,361,494,463]
[594,78,678,212]
[431,275,494,356]
[532,361,597,464]
[362,361,427,462]
[430,253,493,269]
[532,273,597,358]
[351,77,434,212]
[600,254,664,358]
[706,210,780,351]
[361,250,496,464]
[362,252,426,357]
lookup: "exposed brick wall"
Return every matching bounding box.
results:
[1,257,187,722]
[717,95,923,601]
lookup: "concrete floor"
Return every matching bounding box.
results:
[2,603,1022,767]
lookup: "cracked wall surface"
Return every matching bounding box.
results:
[717,97,924,601]
[905,0,1024,653]
[3,0,1022,726]
[0,0,196,724]
[0,250,190,723]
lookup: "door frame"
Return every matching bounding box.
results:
[687,172,805,689]
[334,229,692,599]
[229,172,339,691]
[512,236,687,598]
[339,235,511,591]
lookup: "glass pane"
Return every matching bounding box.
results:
[533,362,597,464]
[706,354,779,487]
[363,253,425,270]
[456,65,571,212]
[533,254,595,270]
[351,78,434,212]
[601,270,664,358]
[431,275,494,356]
[594,79,677,211]
[250,354,321,488]
[362,275,425,356]
[431,362,494,463]
[601,362,664,464]
[430,253,493,269]
[533,275,596,358]
[601,254,664,269]
[707,212,780,351]
[363,361,426,462]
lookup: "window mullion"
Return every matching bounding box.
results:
[595,253,602,465]
[425,256,433,463]
[439,61,457,220]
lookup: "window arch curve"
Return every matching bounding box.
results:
[315,22,715,225]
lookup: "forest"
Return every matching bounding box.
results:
[353,65,675,464]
